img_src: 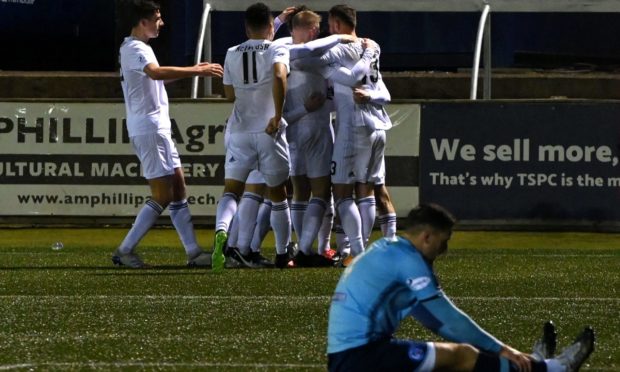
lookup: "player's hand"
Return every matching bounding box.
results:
[277,7,296,23]
[304,92,326,112]
[499,345,532,372]
[196,62,223,78]
[338,34,357,44]
[361,38,378,51]
[265,116,281,136]
[353,88,371,104]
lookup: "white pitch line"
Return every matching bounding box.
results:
[0,362,615,371]
[0,361,324,370]
[0,295,618,301]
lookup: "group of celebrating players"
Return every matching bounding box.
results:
[212,3,397,270]
[114,1,398,271]
[114,1,595,371]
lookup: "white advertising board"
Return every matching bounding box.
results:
[0,101,420,218]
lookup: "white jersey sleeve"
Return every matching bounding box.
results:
[120,37,170,137]
[288,35,343,60]
[224,39,290,134]
[353,45,393,130]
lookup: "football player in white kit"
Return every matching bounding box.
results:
[284,10,357,267]
[113,0,223,268]
[292,5,380,262]
[293,5,393,264]
[328,5,395,251]
[213,2,295,270]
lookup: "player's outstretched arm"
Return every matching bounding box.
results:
[412,293,504,353]
[266,62,288,135]
[413,294,535,370]
[143,62,223,81]
[289,35,356,60]
[275,6,296,33]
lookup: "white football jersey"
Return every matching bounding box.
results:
[223,39,290,134]
[119,37,171,137]
[285,68,332,128]
[320,42,367,132]
[321,42,392,131]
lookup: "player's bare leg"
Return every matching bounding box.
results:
[374,183,397,240]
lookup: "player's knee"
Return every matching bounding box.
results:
[267,184,288,202]
[454,344,479,371]
[434,343,479,371]
[355,182,374,198]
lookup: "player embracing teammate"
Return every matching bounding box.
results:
[290,4,397,266]
[213,3,397,269]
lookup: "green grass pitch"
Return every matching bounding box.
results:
[0,228,618,371]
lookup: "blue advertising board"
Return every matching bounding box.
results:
[420,102,620,222]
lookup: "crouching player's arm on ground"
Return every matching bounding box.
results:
[410,288,532,371]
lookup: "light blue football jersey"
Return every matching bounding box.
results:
[327,236,442,354]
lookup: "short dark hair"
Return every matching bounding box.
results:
[405,204,456,232]
[118,0,160,29]
[245,2,273,32]
[329,4,356,29]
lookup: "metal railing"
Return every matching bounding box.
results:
[191,1,212,99]
[470,3,492,100]
[191,1,620,100]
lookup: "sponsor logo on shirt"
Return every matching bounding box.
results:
[331,292,347,302]
[406,276,431,291]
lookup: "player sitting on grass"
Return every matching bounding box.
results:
[327,203,595,372]
[113,0,223,268]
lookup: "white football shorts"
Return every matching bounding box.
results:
[130,132,181,180]
[225,131,290,187]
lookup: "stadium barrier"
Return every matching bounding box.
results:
[3,99,620,229]
[0,100,420,223]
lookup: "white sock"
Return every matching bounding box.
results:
[334,223,350,255]
[228,214,239,248]
[290,201,308,242]
[378,213,397,240]
[251,199,272,253]
[336,197,364,256]
[237,192,262,255]
[215,192,238,233]
[169,199,201,258]
[118,200,163,254]
[545,359,566,372]
[299,198,327,255]
[357,196,376,246]
[317,201,334,254]
[271,200,291,255]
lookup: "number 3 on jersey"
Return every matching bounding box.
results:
[242,51,258,84]
[361,59,379,85]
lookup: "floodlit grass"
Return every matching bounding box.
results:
[0,228,618,371]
